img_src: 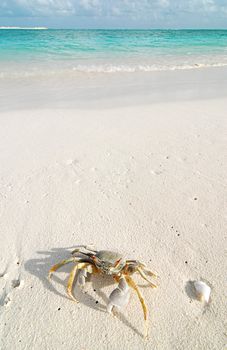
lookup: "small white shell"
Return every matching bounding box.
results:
[194,281,211,303]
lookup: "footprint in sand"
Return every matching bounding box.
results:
[0,260,23,307]
[150,170,163,175]
[90,167,97,172]
[11,279,21,289]
[65,159,77,166]
[66,159,83,181]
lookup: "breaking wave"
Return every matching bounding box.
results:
[1,62,227,79]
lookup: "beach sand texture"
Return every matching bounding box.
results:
[0,69,226,349]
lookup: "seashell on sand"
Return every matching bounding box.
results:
[194,281,211,303]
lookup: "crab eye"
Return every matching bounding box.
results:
[91,255,99,263]
[114,258,122,267]
[127,265,135,274]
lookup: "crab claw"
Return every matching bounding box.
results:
[107,277,130,314]
[77,269,87,287]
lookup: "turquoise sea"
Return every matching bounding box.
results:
[0,29,227,77]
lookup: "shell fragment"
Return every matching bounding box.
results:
[194,281,211,303]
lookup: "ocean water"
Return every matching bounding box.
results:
[0,29,227,78]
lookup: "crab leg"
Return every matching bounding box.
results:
[67,262,91,302]
[67,264,80,302]
[71,245,97,255]
[125,275,148,338]
[141,266,158,279]
[137,267,157,289]
[48,257,76,279]
[126,260,158,278]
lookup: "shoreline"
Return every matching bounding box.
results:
[1,66,227,112]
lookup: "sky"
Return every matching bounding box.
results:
[0,0,227,29]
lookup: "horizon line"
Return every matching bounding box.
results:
[0,26,48,30]
[1,26,227,30]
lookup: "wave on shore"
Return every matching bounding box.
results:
[1,62,227,79]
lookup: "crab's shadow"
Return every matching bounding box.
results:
[24,246,144,338]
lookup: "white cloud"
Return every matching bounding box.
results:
[80,0,100,10]
[111,6,121,16]
[0,0,227,25]
[79,0,103,16]
[4,0,76,16]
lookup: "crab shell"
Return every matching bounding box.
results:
[49,245,158,338]
[91,250,126,275]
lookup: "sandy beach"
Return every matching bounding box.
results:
[0,67,226,349]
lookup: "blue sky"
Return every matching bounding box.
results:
[0,0,227,29]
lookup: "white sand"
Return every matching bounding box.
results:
[0,69,226,349]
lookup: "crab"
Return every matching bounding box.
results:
[48,246,158,336]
